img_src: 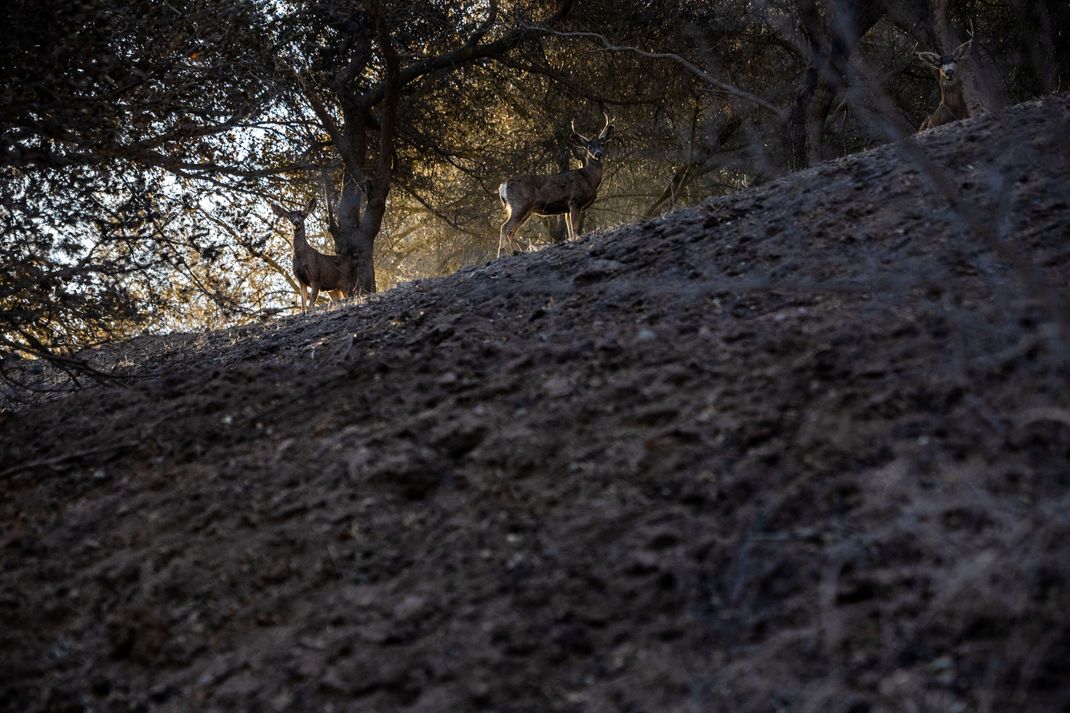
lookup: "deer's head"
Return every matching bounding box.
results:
[270,197,317,228]
[917,25,973,90]
[571,112,615,163]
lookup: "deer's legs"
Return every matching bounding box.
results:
[508,213,531,255]
[499,208,532,257]
[498,216,509,258]
[308,285,321,309]
[299,283,309,313]
[567,205,585,239]
[498,203,515,258]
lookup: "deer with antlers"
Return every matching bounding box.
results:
[270,198,359,313]
[917,23,974,131]
[497,113,615,257]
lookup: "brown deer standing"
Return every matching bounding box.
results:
[270,198,359,313]
[498,113,614,257]
[917,24,974,131]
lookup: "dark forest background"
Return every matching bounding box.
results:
[2,0,1066,375]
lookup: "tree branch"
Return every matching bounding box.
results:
[274,57,345,151]
[356,0,575,108]
[520,24,779,114]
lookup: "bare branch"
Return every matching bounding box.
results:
[520,24,780,114]
[274,57,345,152]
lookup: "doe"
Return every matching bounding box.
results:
[270,198,358,313]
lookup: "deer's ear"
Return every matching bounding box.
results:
[304,197,317,215]
[570,132,586,147]
[600,124,615,141]
[916,51,941,67]
[953,40,972,61]
[269,203,288,219]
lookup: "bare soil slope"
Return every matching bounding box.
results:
[3,94,1070,713]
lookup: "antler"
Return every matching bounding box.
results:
[954,18,975,57]
[570,119,589,143]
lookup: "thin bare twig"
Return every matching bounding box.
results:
[520,23,780,114]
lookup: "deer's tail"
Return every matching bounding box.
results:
[498,182,508,207]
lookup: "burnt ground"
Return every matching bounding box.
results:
[3,93,1070,713]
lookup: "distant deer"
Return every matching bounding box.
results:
[498,113,615,257]
[269,198,358,313]
[917,23,974,131]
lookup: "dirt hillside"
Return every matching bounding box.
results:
[3,93,1070,712]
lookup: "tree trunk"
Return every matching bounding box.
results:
[321,1,401,296]
[329,167,381,295]
[787,0,885,169]
[330,116,378,294]
[336,223,377,294]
